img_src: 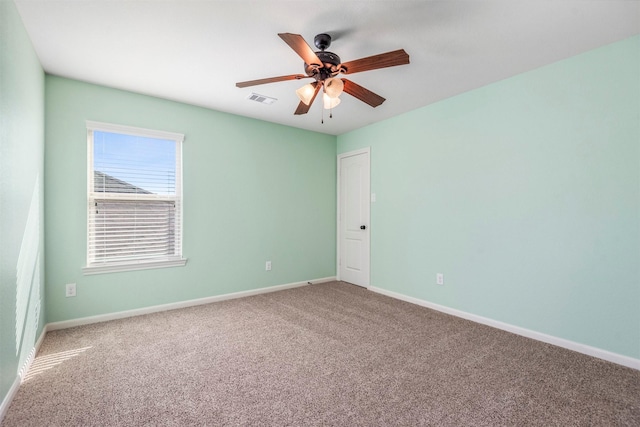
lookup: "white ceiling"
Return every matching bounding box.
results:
[14,1,640,136]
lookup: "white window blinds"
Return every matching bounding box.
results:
[85,121,185,274]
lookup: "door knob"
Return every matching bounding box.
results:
[360,225,366,230]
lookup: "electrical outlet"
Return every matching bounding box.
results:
[436,274,444,285]
[65,283,77,297]
[265,261,272,271]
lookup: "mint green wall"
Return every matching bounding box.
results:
[0,0,46,406]
[338,36,640,359]
[45,76,336,323]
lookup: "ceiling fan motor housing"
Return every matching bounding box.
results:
[305,51,343,80]
[302,33,344,80]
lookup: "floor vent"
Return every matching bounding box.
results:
[247,93,277,105]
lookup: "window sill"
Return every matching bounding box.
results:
[83,258,187,275]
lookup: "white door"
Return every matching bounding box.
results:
[338,148,370,287]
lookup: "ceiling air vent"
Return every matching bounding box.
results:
[247,93,277,105]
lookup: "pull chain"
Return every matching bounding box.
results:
[321,82,325,124]
[322,104,335,123]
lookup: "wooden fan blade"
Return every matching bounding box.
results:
[294,82,321,115]
[278,33,323,67]
[340,49,410,75]
[236,74,310,88]
[342,79,386,108]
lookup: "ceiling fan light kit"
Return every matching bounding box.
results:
[324,77,344,98]
[323,93,341,110]
[236,32,410,119]
[296,83,317,105]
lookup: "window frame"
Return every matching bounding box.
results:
[82,120,187,275]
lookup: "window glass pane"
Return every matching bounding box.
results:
[93,131,176,195]
[90,199,177,262]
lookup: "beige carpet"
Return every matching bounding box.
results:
[3,281,639,426]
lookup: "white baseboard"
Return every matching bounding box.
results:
[368,286,640,371]
[48,276,336,331]
[0,377,20,424]
[0,324,48,423]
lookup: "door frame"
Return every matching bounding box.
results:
[336,147,371,287]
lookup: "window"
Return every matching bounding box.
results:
[83,121,186,274]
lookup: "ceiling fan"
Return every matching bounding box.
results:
[236,33,410,116]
